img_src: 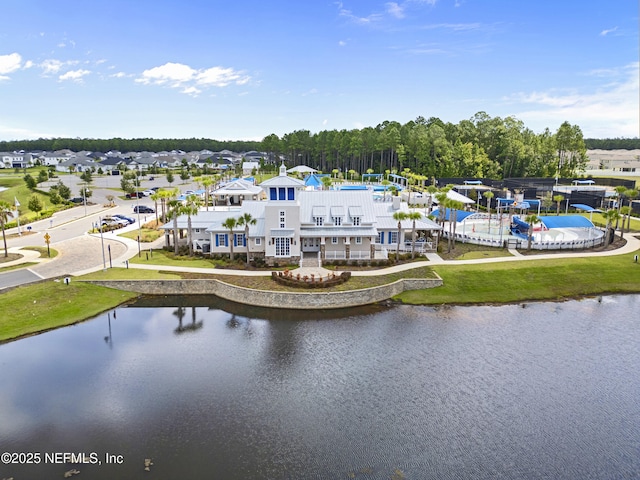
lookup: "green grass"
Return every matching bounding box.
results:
[80,268,181,280]
[128,248,222,268]
[0,281,138,343]
[23,246,58,258]
[396,249,640,305]
[0,262,37,273]
[118,226,164,243]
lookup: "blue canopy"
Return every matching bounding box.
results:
[432,208,475,222]
[571,203,601,212]
[539,215,595,229]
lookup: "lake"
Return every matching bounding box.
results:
[1,295,639,479]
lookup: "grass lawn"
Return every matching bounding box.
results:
[437,242,513,261]
[0,281,138,343]
[397,249,640,305]
[23,246,58,258]
[80,268,182,280]
[117,223,164,242]
[0,262,38,273]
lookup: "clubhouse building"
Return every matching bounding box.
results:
[161,164,441,265]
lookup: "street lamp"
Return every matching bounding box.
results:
[135,175,142,257]
[99,215,107,271]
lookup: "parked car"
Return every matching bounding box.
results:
[100,217,126,229]
[125,192,144,199]
[133,205,155,214]
[143,190,155,196]
[70,197,84,204]
[113,214,135,224]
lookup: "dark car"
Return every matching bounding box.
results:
[125,192,144,199]
[133,205,155,214]
[70,197,84,204]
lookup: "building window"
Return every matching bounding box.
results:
[278,187,286,200]
[195,228,200,233]
[275,237,290,256]
[234,233,246,246]
[355,236,362,244]
[332,237,338,244]
[332,216,342,226]
[287,187,295,200]
[255,238,262,246]
[270,187,277,201]
[378,232,384,244]
[352,217,361,226]
[216,234,228,247]
[279,210,286,229]
[389,231,398,244]
[314,216,324,226]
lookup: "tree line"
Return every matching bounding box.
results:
[0,137,261,155]
[584,138,640,150]
[262,113,590,180]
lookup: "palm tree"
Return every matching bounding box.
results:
[553,194,564,216]
[0,200,14,257]
[321,176,332,190]
[449,200,465,252]
[167,199,183,255]
[613,186,628,230]
[184,194,203,256]
[483,190,494,234]
[426,185,438,214]
[524,213,540,251]
[392,211,408,262]
[195,175,214,211]
[620,206,631,240]
[222,216,238,261]
[406,211,423,259]
[150,191,161,225]
[603,209,621,247]
[381,179,391,201]
[624,189,638,232]
[236,213,257,266]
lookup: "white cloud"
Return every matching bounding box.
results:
[137,62,196,86]
[136,62,250,94]
[196,66,249,87]
[181,86,201,97]
[0,53,22,75]
[40,59,65,75]
[110,72,127,78]
[59,69,91,83]
[600,26,618,36]
[508,62,639,137]
[338,40,347,47]
[386,2,405,19]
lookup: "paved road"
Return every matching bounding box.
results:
[0,268,44,290]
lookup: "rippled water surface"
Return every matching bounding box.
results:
[1,295,639,479]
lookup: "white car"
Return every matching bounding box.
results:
[143,190,155,196]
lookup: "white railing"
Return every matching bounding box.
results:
[349,251,371,260]
[325,250,346,260]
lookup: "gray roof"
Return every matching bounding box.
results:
[299,190,377,225]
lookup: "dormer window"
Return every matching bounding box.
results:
[349,206,363,226]
[312,206,326,227]
[330,206,344,226]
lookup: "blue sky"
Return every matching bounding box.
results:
[0,0,638,142]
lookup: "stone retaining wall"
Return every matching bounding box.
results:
[85,276,442,309]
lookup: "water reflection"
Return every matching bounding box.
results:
[0,295,638,479]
